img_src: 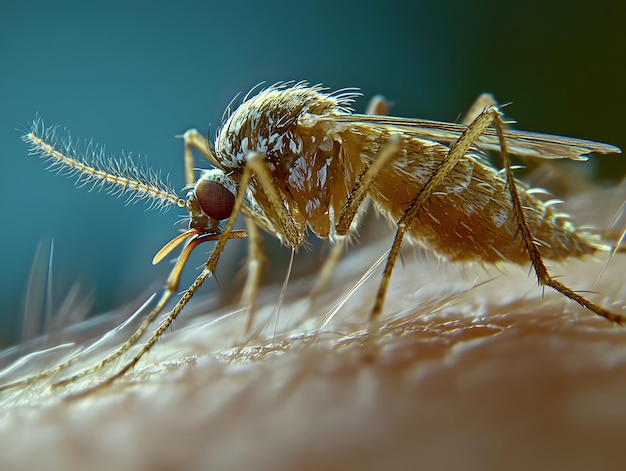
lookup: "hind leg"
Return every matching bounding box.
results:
[492,115,626,324]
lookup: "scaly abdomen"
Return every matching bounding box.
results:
[360,133,604,264]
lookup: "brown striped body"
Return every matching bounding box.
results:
[215,84,602,265]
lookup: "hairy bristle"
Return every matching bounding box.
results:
[23,117,185,210]
[218,81,361,133]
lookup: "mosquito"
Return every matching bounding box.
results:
[4,81,624,397]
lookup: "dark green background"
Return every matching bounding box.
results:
[0,0,624,347]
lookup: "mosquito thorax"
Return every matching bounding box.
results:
[214,83,353,170]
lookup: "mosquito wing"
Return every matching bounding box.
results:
[312,114,621,161]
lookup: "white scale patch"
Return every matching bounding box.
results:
[316,164,328,187]
[288,135,304,154]
[305,197,321,215]
[287,156,311,192]
[491,204,509,228]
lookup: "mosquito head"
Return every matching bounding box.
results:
[186,169,236,232]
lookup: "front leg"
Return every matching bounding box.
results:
[181,129,222,185]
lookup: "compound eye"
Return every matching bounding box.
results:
[195,179,235,221]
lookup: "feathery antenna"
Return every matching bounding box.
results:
[23,117,185,210]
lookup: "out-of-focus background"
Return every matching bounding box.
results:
[1,0,624,348]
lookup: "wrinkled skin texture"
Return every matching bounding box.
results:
[0,185,625,471]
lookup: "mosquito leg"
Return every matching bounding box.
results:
[182,127,266,333]
[241,217,265,332]
[66,270,213,398]
[181,129,222,179]
[335,133,403,236]
[236,152,306,332]
[0,264,179,393]
[492,114,626,325]
[370,107,500,324]
[183,126,263,332]
[461,93,497,125]
[183,131,198,186]
[307,96,389,310]
[183,129,279,330]
[245,152,303,248]
[52,292,174,389]
[50,230,240,390]
[0,349,75,392]
[184,125,287,332]
[0,235,203,393]
[365,95,390,116]
[50,129,244,386]
[66,160,256,396]
[68,149,311,396]
[1,138,201,395]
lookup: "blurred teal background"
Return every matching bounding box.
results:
[0,0,624,347]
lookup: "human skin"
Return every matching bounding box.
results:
[0,185,625,471]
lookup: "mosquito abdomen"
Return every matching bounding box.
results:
[356,131,605,265]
